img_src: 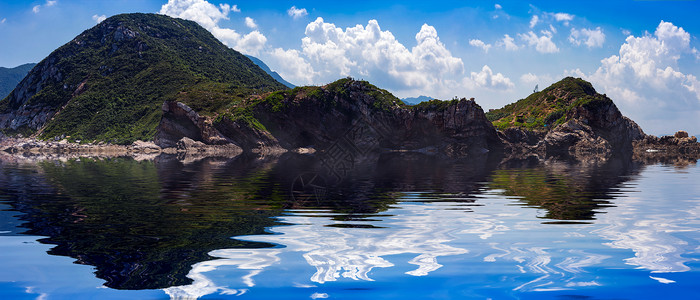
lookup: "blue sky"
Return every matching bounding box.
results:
[1,0,699,134]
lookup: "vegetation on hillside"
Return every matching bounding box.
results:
[214,77,407,132]
[485,77,610,131]
[0,13,286,144]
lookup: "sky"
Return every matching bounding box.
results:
[0,0,699,135]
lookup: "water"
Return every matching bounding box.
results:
[0,153,699,299]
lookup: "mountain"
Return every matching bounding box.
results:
[0,63,36,99]
[486,77,602,131]
[401,95,433,105]
[488,77,645,158]
[245,55,295,88]
[0,13,286,144]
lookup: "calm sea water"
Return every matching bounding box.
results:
[0,153,699,299]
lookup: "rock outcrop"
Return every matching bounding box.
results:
[633,131,700,163]
[153,79,503,158]
[492,77,646,160]
[541,98,645,158]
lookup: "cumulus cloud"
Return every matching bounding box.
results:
[529,15,539,28]
[469,39,492,53]
[267,48,317,85]
[46,0,57,6]
[92,14,107,24]
[495,4,502,10]
[231,4,240,12]
[569,27,605,48]
[585,21,700,134]
[32,5,41,13]
[465,65,514,89]
[519,31,558,53]
[298,18,465,91]
[244,16,257,28]
[499,34,519,51]
[160,0,266,55]
[287,6,308,19]
[264,18,512,98]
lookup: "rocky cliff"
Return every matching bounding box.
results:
[155,78,503,157]
[491,77,646,159]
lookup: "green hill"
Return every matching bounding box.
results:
[0,63,36,99]
[486,77,611,131]
[0,13,286,144]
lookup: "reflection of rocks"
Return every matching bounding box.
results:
[490,156,642,220]
[0,157,281,290]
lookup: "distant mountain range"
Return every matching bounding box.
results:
[245,55,295,88]
[0,63,36,100]
[401,95,432,105]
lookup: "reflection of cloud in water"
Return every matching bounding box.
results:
[592,167,700,275]
[594,197,698,273]
[164,249,280,299]
[260,204,479,282]
[164,202,507,298]
[484,243,607,292]
[163,166,700,298]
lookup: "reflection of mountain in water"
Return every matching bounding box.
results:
[0,152,686,295]
[490,157,642,221]
[0,157,282,290]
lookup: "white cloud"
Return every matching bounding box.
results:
[244,16,257,28]
[32,0,57,13]
[621,29,631,36]
[569,27,605,48]
[287,6,308,19]
[160,0,267,55]
[299,18,466,91]
[231,4,240,12]
[92,14,106,24]
[465,65,514,89]
[469,39,491,53]
[263,18,512,98]
[585,21,700,134]
[529,15,539,28]
[1,18,6,24]
[495,4,502,10]
[552,12,574,22]
[520,73,539,85]
[237,30,266,54]
[519,73,555,89]
[499,34,519,51]
[267,48,317,85]
[519,31,559,53]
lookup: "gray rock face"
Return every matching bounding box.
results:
[542,100,645,159]
[154,101,232,148]
[154,80,503,157]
